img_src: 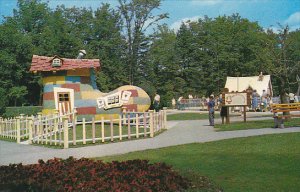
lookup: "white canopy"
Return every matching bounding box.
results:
[224,75,273,96]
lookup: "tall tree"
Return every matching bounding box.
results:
[118,0,168,85]
[264,26,300,102]
[145,24,179,106]
[89,4,127,92]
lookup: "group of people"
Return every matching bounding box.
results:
[252,90,298,112]
[207,94,228,126]
[251,89,271,112]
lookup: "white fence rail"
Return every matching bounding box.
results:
[0,110,167,148]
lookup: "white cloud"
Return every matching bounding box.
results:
[283,12,300,31]
[190,0,222,6]
[170,16,203,32]
[285,12,300,25]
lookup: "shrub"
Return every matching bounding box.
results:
[3,106,42,117]
[0,157,191,192]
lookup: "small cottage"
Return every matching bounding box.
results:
[30,55,151,120]
[224,73,273,96]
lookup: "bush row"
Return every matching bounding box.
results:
[0,157,191,192]
[3,106,42,118]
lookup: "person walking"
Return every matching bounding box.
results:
[208,95,215,126]
[252,90,259,111]
[171,98,176,109]
[153,93,160,112]
[219,96,227,124]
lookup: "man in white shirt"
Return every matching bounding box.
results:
[289,92,295,103]
[153,93,160,111]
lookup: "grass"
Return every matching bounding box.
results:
[167,112,246,121]
[215,118,300,131]
[32,123,162,149]
[96,132,300,192]
[167,112,220,121]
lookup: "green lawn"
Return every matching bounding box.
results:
[215,118,300,131]
[32,123,165,148]
[167,112,220,121]
[96,133,300,192]
[167,112,300,131]
[167,112,248,121]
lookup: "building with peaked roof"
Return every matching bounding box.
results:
[224,73,273,96]
[30,55,151,120]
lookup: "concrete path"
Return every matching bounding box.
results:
[1,117,300,165]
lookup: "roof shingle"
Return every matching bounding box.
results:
[30,55,100,72]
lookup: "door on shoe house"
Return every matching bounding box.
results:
[57,92,71,115]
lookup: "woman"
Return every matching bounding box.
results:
[208,95,215,126]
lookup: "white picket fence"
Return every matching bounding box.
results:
[0,110,167,148]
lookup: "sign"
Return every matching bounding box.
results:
[224,92,248,106]
[97,91,132,110]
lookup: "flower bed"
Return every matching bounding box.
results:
[0,157,191,191]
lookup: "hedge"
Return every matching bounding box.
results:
[3,106,42,118]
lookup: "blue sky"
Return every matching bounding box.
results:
[0,0,299,31]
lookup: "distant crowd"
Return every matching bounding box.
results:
[173,91,299,112]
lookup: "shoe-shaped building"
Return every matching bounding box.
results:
[30,55,151,120]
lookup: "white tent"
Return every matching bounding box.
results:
[224,74,273,96]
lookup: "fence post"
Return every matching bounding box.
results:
[0,117,2,135]
[5,118,8,138]
[122,107,127,124]
[37,112,42,144]
[110,116,114,142]
[54,111,59,145]
[153,110,156,133]
[158,110,162,131]
[143,111,147,137]
[24,116,28,137]
[13,118,16,139]
[73,115,77,146]
[28,116,33,144]
[101,116,105,143]
[164,109,167,129]
[16,117,21,143]
[136,113,139,138]
[45,117,48,145]
[119,114,122,141]
[149,110,154,138]
[82,118,86,145]
[4,118,6,138]
[92,118,96,144]
[6,118,9,138]
[20,114,24,139]
[127,113,131,139]
[160,110,163,130]
[63,117,69,149]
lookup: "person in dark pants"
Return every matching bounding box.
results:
[219,97,228,124]
[208,95,215,126]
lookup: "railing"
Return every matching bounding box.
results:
[0,110,167,149]
[0,110,75,143]
[178,99,206,110]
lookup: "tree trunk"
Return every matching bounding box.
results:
[279,78,290,117]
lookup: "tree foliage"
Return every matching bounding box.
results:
[0,0,299,112]
[118,0,168,85]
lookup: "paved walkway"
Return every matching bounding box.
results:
[1,116,300,165]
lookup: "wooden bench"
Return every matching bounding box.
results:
[270,103,300,128]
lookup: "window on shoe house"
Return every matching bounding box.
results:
[58,93,69,102]
[52,58,62,67]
